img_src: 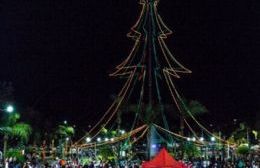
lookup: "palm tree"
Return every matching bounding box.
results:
[56,124,75,158]
[0,113,32,159]
[228,123,250,145]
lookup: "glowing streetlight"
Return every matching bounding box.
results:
[211,137,216,142]
[97,137,101,142]
[110,138,114,142]
[192,137,196,142]
[199,137,204,142]
[6,105,14,113]
[1,104,15,160]
[120,130,125,134]
[86,137,91,143]
[1,105,15,113]
[104,138,109,142]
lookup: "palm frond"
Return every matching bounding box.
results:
[0,126,12,135]
[12,123,32,142]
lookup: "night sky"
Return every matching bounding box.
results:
[1,0,260,131]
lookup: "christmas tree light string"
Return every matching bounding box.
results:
[75,0,237,150]
[76,125,147,148]
[165,70,237,146]
[74,68,137,145]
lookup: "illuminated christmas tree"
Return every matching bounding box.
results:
[110,0,191,158]
[75,0,233,160]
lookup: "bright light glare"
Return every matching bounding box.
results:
[211,137,216,142]
[6,105,14,113]
[86,137,91,142]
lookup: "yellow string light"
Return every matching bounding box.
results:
[75,0,235,150]
[77,125,147,149]
[74,69,137,145]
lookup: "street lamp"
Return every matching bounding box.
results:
[6,105,14,113]
[192,137,196,142]
[86,137,91,143]
[120,130,125,134]
[1,104,15,161]
[0,105,14,113]
[199,137,204,142]
[211,137,216,142]
[97,137,101,142]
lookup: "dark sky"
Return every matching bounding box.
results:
[1,0,260,130]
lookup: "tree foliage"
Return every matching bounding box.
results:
[236,144,250,155]
[182,142,201,159]
[56,125,75,138]
[6,148,26,163]
[0,113,32,143]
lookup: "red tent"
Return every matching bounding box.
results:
[141,148,187,168]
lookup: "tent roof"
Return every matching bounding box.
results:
[142,148,186,168]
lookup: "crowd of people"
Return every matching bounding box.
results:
[2,157,259,167]
[1,152,259,167]
[187,156,259,168]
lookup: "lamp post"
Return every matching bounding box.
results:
[211,136,216,158]
[0,104,14,160]
[0,105,14,113]
[6,105,14,113]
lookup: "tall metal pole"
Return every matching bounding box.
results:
[147,0,154,160]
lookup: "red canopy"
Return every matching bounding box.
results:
[142,148,187,168]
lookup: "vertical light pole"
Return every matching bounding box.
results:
[1,105,14,160]
[211,136,216,158]
[65,137,69,158]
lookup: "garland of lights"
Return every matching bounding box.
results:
[154,124,205,147]
[75,68,137,145]
[75,125,147,149]
[75,0,235,150]
[164,70,237,146]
